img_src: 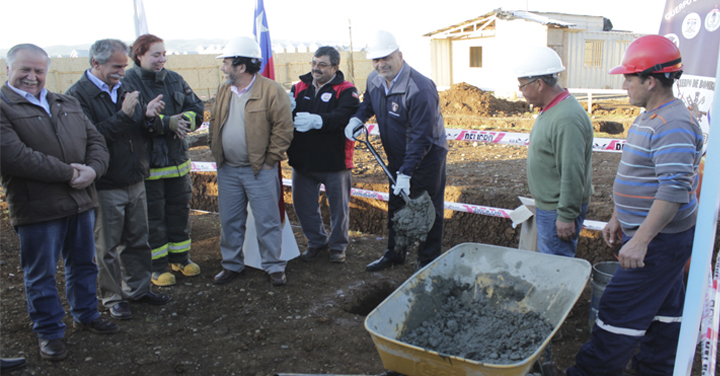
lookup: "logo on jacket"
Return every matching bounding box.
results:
[391,102,399,113]
[321,93,332,102]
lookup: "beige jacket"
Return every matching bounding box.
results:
[209,75,293,174]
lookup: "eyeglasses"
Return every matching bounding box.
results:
[518,78,539,90]
[310,61,333,69]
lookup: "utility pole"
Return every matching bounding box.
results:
[348,19,356,84]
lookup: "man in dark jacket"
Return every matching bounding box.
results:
[345,31,448,272]
[66,39,170,321]
[288,46,360,263]
[1,44,118,361]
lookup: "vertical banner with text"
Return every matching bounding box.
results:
[661,1,720,375]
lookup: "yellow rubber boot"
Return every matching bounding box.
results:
[171,261,201,277]
[151,271,176,287]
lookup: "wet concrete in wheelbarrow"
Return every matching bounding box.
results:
[398,278,553,365]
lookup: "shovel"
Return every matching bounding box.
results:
[353,125,436,252]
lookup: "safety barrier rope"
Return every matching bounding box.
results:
[190,161,606,231]
[198,122,626,153]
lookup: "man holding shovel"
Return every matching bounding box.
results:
[345,30,448,271]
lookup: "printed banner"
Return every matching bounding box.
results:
[660,0,718,147]
[660,1,719,374]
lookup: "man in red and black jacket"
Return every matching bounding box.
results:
[288,46,360,264]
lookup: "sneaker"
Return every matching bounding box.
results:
[151,271,176,287]
[301,244,328,261]
[171,260,201,277]
[73,317,119,334]
[329,249,346,263]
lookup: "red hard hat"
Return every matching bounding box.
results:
[609,35,683,76]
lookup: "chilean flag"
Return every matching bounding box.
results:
[253,0,285,221]
[253,0,275,80]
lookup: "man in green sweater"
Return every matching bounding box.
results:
[516,46,593,257]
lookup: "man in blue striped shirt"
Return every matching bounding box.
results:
[561,35,703,376]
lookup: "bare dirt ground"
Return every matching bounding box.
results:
[1,83,711,375]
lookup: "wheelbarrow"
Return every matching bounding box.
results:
[365,243,592,376]
[352,125,436,250]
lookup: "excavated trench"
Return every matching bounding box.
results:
[189,171,616,266]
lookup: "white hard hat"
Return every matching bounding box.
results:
[366,30,399,59]
[216,36,262,60]
[514,46,565,78]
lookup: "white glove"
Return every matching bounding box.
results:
[294,112,323,132]
[288,91,296,112]
[344,117,364,141]
[392,173,411,196]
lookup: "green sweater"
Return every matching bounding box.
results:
[527,95,593,222]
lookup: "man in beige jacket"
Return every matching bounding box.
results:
[208,36,293,286]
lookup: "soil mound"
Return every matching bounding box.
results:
[440,82,530,118]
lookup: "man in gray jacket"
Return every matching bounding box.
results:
[1,44,118,361]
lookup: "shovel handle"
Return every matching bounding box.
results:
[355,126,411,204]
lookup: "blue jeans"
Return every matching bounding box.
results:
[535,203,588,257]
[17,210,101,340]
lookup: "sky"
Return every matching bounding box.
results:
[2,0,667,75]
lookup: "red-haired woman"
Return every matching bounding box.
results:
[123,34,204,287]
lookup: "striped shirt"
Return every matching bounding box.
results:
[613,99,703,236]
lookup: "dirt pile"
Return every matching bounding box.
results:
[440,82,530,118]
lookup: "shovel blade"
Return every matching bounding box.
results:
[391,191,436,251]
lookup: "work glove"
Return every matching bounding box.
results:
[288,91,296,112]
[392,173,411,196]
[344,117,364,141]
[294,112,323,132]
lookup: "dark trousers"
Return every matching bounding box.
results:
[386,151,447,265]
[567,227,694,376]
[145,174,192,272]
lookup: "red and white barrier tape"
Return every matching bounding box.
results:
[190,162,605,231]
[198,122,625,153]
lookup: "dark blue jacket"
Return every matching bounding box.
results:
[354,62,447,175]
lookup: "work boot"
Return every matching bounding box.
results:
[270,271,287,286]
[539,363,566,376]
[151,271,176,287]
[171,260,201,277]
[301,244,328,261]
[0,357,26,373]
[329,249,346,263]
[73,317,120,334]
[38,339,66,361]
[366,249,405,272]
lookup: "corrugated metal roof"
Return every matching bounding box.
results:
[495,10,576,28]
[424,8,577,37]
